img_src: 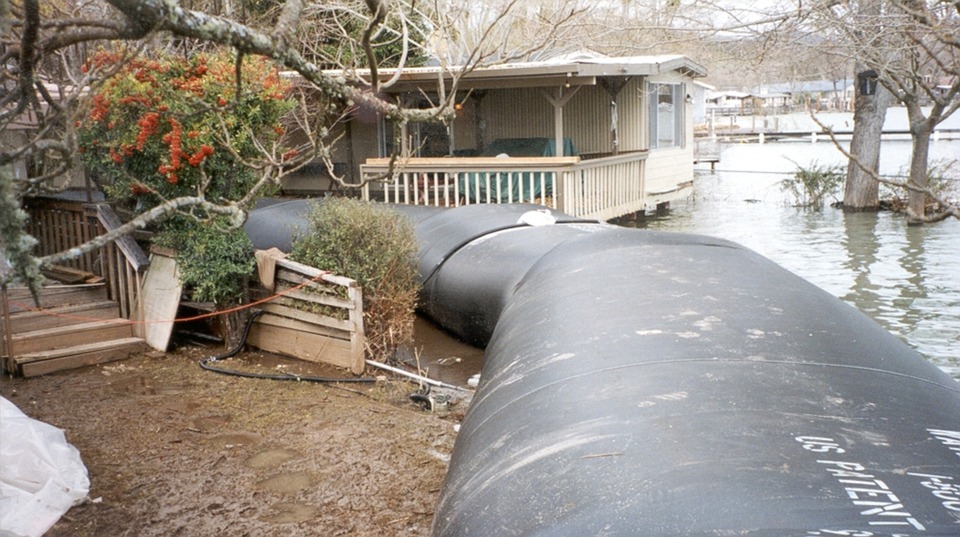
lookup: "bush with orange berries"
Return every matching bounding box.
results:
[76,50,296,304]
[77,50,294,206]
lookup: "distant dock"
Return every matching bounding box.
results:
[693,126,959,169]
[713,129,960,143]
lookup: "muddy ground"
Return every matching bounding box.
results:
[1,324,482,537]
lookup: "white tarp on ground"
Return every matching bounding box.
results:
[0,396,89,537]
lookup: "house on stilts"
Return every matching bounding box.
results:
[282,53,708,221]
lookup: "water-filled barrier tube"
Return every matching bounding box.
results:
[246,201,960,536]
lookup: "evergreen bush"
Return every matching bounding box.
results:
[291,199,420,362]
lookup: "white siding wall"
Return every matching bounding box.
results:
[645,148,692,198]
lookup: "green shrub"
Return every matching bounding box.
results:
[290,199,420,362]
[153,217,254,305]
[781,161,844,209]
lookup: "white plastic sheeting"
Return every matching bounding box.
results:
[0,397,89,537]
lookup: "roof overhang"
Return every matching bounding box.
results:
[329,55,707,95]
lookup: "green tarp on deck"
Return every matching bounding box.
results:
[460,138,576,203]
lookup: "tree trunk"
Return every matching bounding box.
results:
[844,83,889,211]
[221,309,249,350]
[907,126,931,224]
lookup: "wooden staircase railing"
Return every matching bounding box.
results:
[2,197,151,375]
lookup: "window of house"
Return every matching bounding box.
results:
[648,83,685,149]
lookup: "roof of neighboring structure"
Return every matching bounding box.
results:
[334,54,707,93]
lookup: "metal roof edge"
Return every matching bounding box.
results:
[314,54,707,87]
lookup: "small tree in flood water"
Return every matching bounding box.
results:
[781,162,845,209]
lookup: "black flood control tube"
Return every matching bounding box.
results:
[246,201,960,536]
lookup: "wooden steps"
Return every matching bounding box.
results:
[17,338,147,378]
[6,301,119,333]
[5,283,109,312]
[2,283,146,377]
[11,319,137,355]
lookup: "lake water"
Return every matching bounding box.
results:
[632,136,960,379]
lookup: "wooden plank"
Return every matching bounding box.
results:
[258,303,355,333]
[255,310,351,338]
[19,338,146,377]
[274,258,357,288]
[11,319,134,354]
[96,204,150,272]
[15,337,145,364]
[275,267,352,293]
[247,322,354,371]
[42,264,103,284]
[7,301,119,333]
[273,283,356,311]
[364,156,581,167]
[6,284,108,311]
[136,253,182,351]
[347,285,365,373]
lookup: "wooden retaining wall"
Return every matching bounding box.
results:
[247,256,366,375]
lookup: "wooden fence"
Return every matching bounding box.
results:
[247,256,366,375]
[21,197,149,323]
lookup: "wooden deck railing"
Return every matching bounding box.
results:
[93,205,150,322]
[360,152,648,220]
[21,197,150,322]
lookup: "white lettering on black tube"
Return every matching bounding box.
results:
[795,436,926,533]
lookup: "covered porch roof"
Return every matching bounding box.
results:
[359,54,708,93]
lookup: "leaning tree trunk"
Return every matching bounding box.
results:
[844,83,889,211]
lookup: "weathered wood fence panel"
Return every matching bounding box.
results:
[16,198,148,322]
[247,257,366,375]
[23,197,99,274]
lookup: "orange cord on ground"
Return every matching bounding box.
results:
[8,271,330,326]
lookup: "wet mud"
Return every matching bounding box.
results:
[0,341,466,536]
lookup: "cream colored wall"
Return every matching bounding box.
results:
[451,99,479,153]
[645,147,693,201]
[563,85,611,155]
[617,77,647,153]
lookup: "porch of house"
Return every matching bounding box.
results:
[360,151,662,221]
[332,54,705,221]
